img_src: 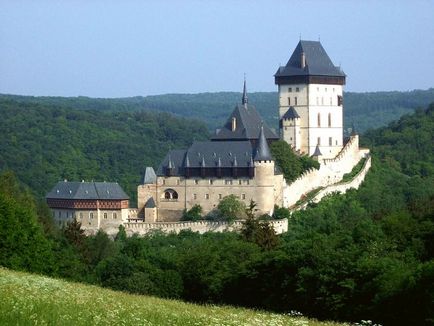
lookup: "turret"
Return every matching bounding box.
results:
[280,106,301,151]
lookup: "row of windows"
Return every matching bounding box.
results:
[288,87,337,93]
[317,137,338,146]
[54,211,118,219]
[163,179,250,186]
[193,193,247,200]
[318,113,332,127]
[287,95,342,106]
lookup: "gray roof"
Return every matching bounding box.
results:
[157,141,255,175]
[312,145,322,156]
[275,40,345,78]
[46,181,129,200]
[211,103,278,141]
[254,126,272,161]
[282,106,300,120]
[143,167,157,184]
[144,197,156,208]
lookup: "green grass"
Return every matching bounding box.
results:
[0,267,347,326]
[340,157,367,183]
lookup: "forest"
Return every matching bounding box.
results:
[0,103,433,325]
[2,87,434,133]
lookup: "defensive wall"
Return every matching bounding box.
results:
[282,135,370,208]
[98,219,288,237]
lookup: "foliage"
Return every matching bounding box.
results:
[216,195,246,221]
[182,204,203,221]
[272,205,291,219]
[0,98,209,203]
[270,140,319,182]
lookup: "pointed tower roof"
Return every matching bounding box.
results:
[201,155,206,167]
[312,144,322,157]
[233,155,238,167]
[254,125,272,161]
[242,77,248,108]
[144,197,156,208]
[184,152,190,167]
[282,106,300,120]
[167,155,174,169]
[143,167,157,184]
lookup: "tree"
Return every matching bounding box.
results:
[182,204,203,221]
[272,205,291,219]
[217,195,246,221]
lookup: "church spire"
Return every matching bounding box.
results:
[242,75,248,108]
[254,124,272,161]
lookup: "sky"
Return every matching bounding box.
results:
[1,0,433,97]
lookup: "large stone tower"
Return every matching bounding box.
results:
[275,40,346,158]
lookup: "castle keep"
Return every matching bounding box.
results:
[47,40,371,235]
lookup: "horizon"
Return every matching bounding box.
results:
[1,1,433,97]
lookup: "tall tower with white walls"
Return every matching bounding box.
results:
[275,40,346,158]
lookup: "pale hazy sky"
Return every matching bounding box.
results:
[1,1,433,97]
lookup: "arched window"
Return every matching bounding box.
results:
[162,189,178,201]
[328,113,332,127]
[317,113,321,127]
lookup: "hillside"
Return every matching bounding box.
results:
[0,99,209,202]
[2,88,434,133]
[0,268,343,326]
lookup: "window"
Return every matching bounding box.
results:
[246,180,250,185]
[325,87,327,92]
[90,212,94,219]
[321,97,324,105]
[296,87,299,92]
[330,97,332,105]
[316,97,319,105]
[317,137,321,146]
[238,180,242,185]
[209,179,213,185]
[329,137,332,146]
[241,194,246,200]
[163,189,178,200]
[205,194,210,200]
[284,126,287,130]
[176,179,180,185]
[288,87,292,92]
[219,194,222,199]
[317,113,321,127]
[333,88,335,92]
[328,113,332,127]
[193,194,197,200]
[225,180,232,185]
[162,179,165,185]
[336,140,338,145]
[287,97,290,105]
[113,212,117,219]
[294,97,298,105]
[290,137,293,141]
[104,213,108,219]
[194,180,199,185]
[338,95,343,106]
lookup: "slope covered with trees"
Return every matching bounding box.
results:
[2,88,433,133]
[0,98,209,202]
[1,103,433,325]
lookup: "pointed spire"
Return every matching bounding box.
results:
[233,155,238,167]
[242,75,248,108]
[254,125,272,161]
[312,144,322,157]
[201,155,206,167]
[249,155,254,166]
[184,152,190,167]
[167,155,174,169]
[217,156,222,167]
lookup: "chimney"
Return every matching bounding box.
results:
[301,51,306,69]
[231,117,237,131]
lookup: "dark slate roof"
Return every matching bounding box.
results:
[142,167,157,184]
[157,141,255,175]
[211,103,278,141]
[282,106,300,120]
[46,181,129,200]
[144,197,156,208]
[254,126,272,161]
[312,145,322,156]
[275,40,345,78]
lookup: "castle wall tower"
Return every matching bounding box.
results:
[275,41,346,159]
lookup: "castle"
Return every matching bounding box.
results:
[47,40,371,236]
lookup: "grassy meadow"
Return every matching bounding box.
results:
[0,268,346,326]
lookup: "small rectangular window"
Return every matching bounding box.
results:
[329,137,332,146]
[193,194,197,200]
[294,97,298,105]
[209,179,213,185]
[241,194,246,200]
[338,95,343,106]
[194,180,199,185]
[90,212,94,219]
[225,180,232,185]
[219,194,222,199]
[317,137,321,146]
[79,212,83,219]
[246,180,250,185]
[177,179,180,185]
[205,194,210,200]
[113,212,117,219]
[162,179,165,185]
[288,87,292,92]
[325,87,327,92]
[296,87,299,92]
[330,97,332,105]
[287,97,290,105]
[104,213,108,219]
[238,180,242,185]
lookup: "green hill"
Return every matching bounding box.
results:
[0,268,343,326]
[2,88,434,133]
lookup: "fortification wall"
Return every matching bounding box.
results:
[101,219,289,237]
[295,154,371,211]
[283,135,370,208]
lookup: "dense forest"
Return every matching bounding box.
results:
[0,103,433,325]
[2,88,434,133]
[0,99,209,203]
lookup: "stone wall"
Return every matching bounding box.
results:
[106,219,289,237]
[294,154,372,211]
[282,135,370,208]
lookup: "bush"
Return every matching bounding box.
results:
[182,204,203,221]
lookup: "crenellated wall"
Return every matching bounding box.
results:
[283,135,370,208]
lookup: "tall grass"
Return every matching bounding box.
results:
[0,267,346,326]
